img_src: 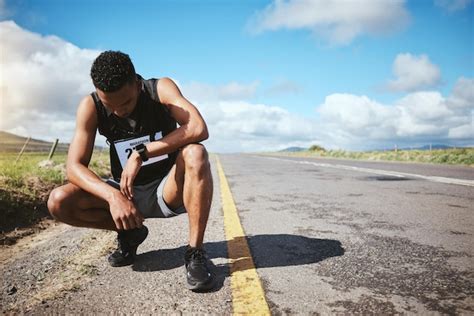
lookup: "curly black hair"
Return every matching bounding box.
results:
[90,51,136,92]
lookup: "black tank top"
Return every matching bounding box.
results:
[91,75,178,185]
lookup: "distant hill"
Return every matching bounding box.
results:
[0,131,70,153]
[278,144,462,153]
[0,131,108,153]
[279,146,307,152]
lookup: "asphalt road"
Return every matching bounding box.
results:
[227,154,473,314]
[2,154,473,314]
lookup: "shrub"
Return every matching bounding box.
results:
[309,145,326,152]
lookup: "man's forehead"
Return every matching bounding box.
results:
[97,83,137,103]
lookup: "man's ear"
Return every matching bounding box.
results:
[136,79,141,92]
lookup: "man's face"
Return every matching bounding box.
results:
[96,80,140,118]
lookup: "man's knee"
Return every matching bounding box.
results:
[47,187,70,220]
[181,143,209,170]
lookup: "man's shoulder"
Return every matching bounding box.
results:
[80,94,95,105]
[76,95,98,118]
[155,77,180,103]
[156,77,174,87]
[141,76,177,105]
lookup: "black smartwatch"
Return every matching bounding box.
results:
[134,143,149,162]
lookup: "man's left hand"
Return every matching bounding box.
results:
[120,152,142,200]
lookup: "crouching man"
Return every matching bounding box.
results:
[47,51,214,291]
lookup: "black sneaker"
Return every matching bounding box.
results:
[108,225,149,267]
[184,246,214,292]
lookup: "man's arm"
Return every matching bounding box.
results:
[146,77,209,157]
[66,96,117,201]
[67,96,143,230]
[120,77,209,200]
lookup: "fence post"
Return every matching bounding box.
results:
[48,139,59,160]
[15,137,31,164]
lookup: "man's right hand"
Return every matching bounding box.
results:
[108,190,144,230]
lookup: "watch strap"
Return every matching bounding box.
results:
[135,144,148,162]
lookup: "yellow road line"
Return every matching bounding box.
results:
[216,156,270,316]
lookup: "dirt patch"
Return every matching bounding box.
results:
[0,220,65,265]
[0,176,57,241]
[21,231,115,310]
[0,218,56,246]
[2,227,116,313]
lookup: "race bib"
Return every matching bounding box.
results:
[114,132,168,168]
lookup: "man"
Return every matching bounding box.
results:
[47,51,214,292]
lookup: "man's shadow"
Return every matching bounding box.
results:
[133,234,344,292]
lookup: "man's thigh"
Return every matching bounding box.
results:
[161,163,185,210]
[52,182,110,211]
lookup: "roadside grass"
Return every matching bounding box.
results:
[276,148,474,167]
[0,151,111,235]
[0,151,111,192]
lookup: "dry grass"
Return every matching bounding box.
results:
[276,148,474,167]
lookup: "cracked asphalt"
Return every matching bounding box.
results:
[1,154,473,314]
[221,154,473,314]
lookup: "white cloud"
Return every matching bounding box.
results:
[0,21,100,143]
[179,80,328,152]
[448,124,473,139]
[266,79,302,96]
[447,77,474,111]
[247,0,410,45]
[186,75,473,152]
[188,99,322,153]
[317,78,474,149]
[183,81,259,102]
[219,81,260,100]
[396,91,450,122]
[435,0,473,12]
[386,53,441,92]
[318,94,398,141]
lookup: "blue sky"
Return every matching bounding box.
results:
[1,0,473,152]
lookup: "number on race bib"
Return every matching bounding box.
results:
[113,132,168,168]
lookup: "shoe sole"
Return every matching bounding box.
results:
[186,277,215,292]
[108,246,138,267]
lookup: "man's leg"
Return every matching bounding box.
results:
[162,143,214,291]
[48,183,149,267]
[47,183,117,231]
[162,143,213,248]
